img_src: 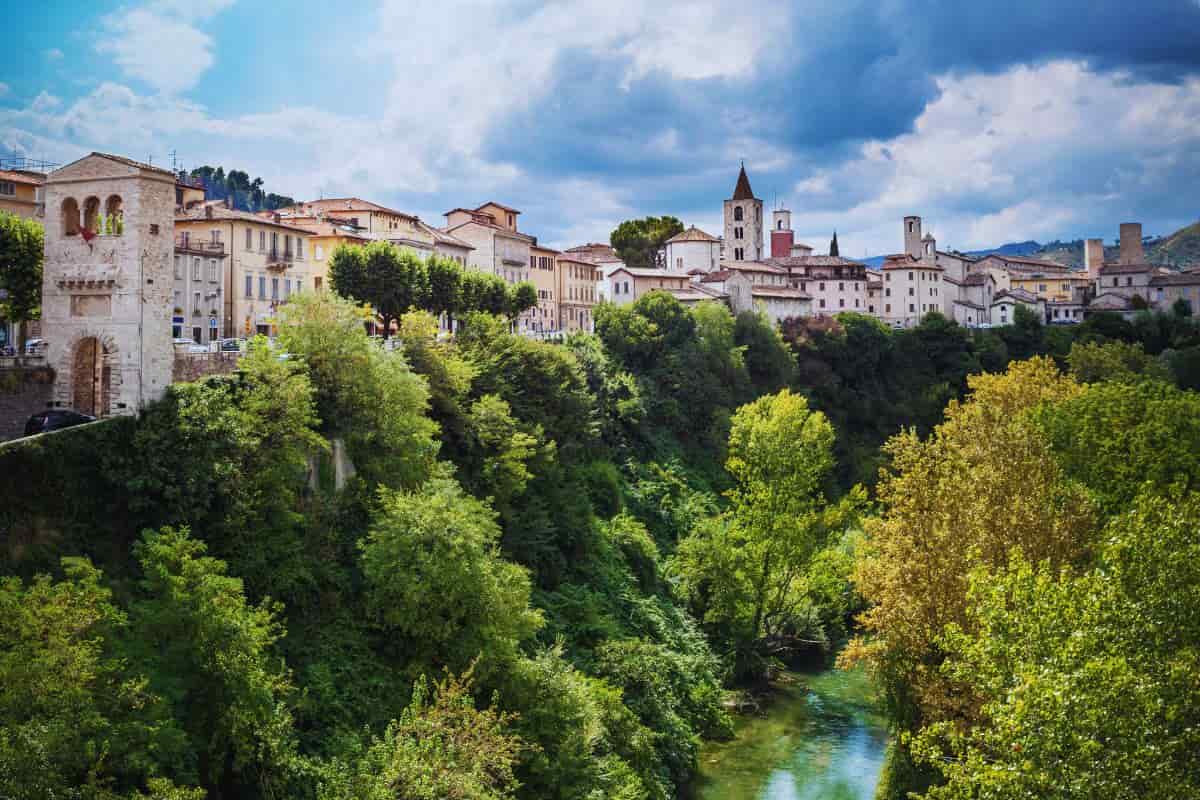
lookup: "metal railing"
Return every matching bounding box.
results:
[175,235,226,255]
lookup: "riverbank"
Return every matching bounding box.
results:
[691,667,888,800]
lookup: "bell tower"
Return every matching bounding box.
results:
[723,163,763,262]
[42,152,175,417]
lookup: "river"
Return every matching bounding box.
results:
[691,667,889,800]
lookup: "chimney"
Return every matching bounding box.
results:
[205,205,213,219]
[1119,222,1144,264]
[1084,238,1105,281]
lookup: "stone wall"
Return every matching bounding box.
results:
[172,351,241,383]
[0,365,55,442]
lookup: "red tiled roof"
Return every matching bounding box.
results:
[0,169,45,185]
[1098,262,1153,275]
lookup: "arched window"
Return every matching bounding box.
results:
[105,195,123,235]
[777,219,783,230]
[733,206,744,222]
[62,197,81,236]
[83,196,100,234]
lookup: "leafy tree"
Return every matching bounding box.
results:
[673,389,849,680]
[0,210,44,350]
[1065,339,1170,384]
[1172,296,1193,317]
[275,291,438,487]
[733,310,795,395]
[319,669,523,800]
[912,491,1200,800]
[844,358,1097,729]
[426,255,465,325]
[508,281,538,321]
[0,558,197,799]
[129,528,296,800]
[359,477,543,677]
[609,216,684,270]
[328,241,428,339]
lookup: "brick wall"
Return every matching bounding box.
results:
[0,365,55,442]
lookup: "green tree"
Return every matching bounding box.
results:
[673,389,847,680]
[733,310,796,395]
[609,216,684,270]
[359,477,543,676]
[508,281,538,321]
[426,255,465,325]
[129,528,296,800]
[328,241,430,338]
[319,669,523,800]
[0,557,198,800]
[912,490,1200,800]
[0,210,44,350]
[1065,339,1170,384]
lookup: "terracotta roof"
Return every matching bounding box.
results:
[953,299,986,311]
[297,221,371,240]
[1089,292,1134,310]
[666,225,720,244]
[722,260,787,274]
[882,259,942,272]
[289,198,418,221]
[936,250,980,262]
[699,270,735,282]
[611,267,687,279]
[750,285,812,300]
[1149,272,1200,286]
[175,206,314,235]
[731,164,755,201]
[421,222,474,250]
[767,255,866,268]
[962,272,993,286]
[444,218,535,243]
[1098,262,1153,275]
[978,253,1071,271]
[666,285,727,303]
[531,244,561,255]
[0,169,45,186]
[476,201,521,215]
[993,288,1041,304]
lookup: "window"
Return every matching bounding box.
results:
[1126,277,1133,286]
[193,326,203,344]
[259,231,266,251]
[819,299,826,308]
[0,181,14,196]
[839,282,844,291]
[908,287,914,296]
[259,276,266,299]
[245,228,252,249]
[885,304,891,313]
[245,274,253,298]
[62,197,80,236]
[316,245,324,260]
[284,235,292,256]
[676,257,683,270]
[908,272,914,280]
[734,207,743,221]
[839,298,845,308]
[271,278,279,301]
[1112,278,1118,287]
[211,229,221,243]
[1038,283,1047,292]
[193,292,201,313]
[296,239,303,259]
[885,288,891,297]
[909,304,915,313]
[530,256,536,269]
[885,273,891,281]
[208,259,218,282]
[192,258,201,280]
[855,298,860,308]
[284,279,292,298]
[314,276,323,291]
[819,282,826,291]
[174,255,183,279]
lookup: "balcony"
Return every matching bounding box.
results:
[266,248,295,270]
[175,235,227,256]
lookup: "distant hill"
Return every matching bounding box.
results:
[863,240,1042,268]
[1149,220,1200,267]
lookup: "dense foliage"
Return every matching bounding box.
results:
[183,166,294,212]
[0,210,44,349]
[3,285,1199,799]
[609,216,684,270]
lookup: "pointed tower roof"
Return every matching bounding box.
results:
[731,163,756,201]
[830,230,840,257]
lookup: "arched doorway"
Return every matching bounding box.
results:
[72,337,111,417]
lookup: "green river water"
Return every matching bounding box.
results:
[692,667,889,800]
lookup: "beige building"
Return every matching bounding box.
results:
[879,255,945,327]
[0,169,46,220]
[529,244,560,333]
[765,255,870,316]
[175,205,313,338]
[663,225,721,273]
[419,220,474,266]
[557,255,602,332]
[608,267,690,306]
[42,152,176,416]
[1149,271,1200,312]
[444,202,535,284]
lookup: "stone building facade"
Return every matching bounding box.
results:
[42,153,176,417]
[723,165,763,263]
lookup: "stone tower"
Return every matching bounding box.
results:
[724,164,763,262]
[42,152,176,417]
[903,215,922,260]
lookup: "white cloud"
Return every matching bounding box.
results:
[95,0,235,94]
[789,61,1200,256]
[44,48,64,60]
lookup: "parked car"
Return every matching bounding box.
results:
[219,338,242,352]
[24,409,96,436]
[24,338,47,355]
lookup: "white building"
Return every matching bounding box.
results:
[662,225,721,273]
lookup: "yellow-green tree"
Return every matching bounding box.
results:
[844,358,1098,727]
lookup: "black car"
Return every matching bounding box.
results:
[24,409,96,437]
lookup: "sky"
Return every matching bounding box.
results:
[2,0,1200,257]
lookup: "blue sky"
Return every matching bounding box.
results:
[3,0,1200,256]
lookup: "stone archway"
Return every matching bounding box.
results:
[71,336,112,417]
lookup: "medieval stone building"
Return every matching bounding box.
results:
[723,163,763,262]
[42,153,175,417]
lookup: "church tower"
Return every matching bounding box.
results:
[42,153,176,417]
[723,163,763,262]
